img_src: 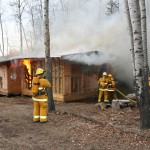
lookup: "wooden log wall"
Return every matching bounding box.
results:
[52,58,63,95]
[7,66,21,94]
[63,60,71,95]
[0,65,9,95]
[62,61,100,101]
[0,66,8,89]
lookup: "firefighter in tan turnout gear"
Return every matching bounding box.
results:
[32,68,51,122]
[98,72,109,110]
[107,74,117,101]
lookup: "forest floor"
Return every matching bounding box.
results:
[1,96,150,150]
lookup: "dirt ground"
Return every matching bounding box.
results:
[1,96,150,150]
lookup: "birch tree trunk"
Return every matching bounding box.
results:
[18,0,23,54]
[129,0,150,129]
[124,0,135,73]
[139,0,150,129]
[44,0,55,112]
[0,14,4,56]
[139,0,149,100]
[139,0,148,70]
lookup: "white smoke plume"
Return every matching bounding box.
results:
[49,0,150,87]
[63,51,116,66]
[50,0,134,86]
[1,0,150,88]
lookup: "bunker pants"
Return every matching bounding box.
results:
[98,90,108,102]
[98,90,108,103]
[33,101,48,122]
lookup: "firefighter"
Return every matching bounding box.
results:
[32,68,51,123]
[107,74,117,101]
[98,72,109,108]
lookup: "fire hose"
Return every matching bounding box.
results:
[115,88,137,104]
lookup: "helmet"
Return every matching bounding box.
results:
[103,72,107,76]
[108,74,112,77]
[36,68,45,75]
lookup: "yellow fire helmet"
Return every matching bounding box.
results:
[108,74,112,78]
[36,68,45,75]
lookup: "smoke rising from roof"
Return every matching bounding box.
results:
[49,0,150,87]
[51,0,130,56]
[50,0,134,86]
[2,0,150,88]
[63,51,116,66]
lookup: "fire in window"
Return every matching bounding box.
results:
[23,59,32,89]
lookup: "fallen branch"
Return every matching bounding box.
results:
[70,112,106,126]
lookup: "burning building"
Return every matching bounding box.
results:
[0,51,113,102]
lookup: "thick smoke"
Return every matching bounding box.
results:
[63,51,116,66]
[50,0,150,87]
[1,0,150,88]
[50,0,134,86]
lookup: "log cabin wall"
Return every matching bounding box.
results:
[63,61,99,102]
[19,57,112,102]
[52,58,64,101]
[82,66,98,93]
[7,65,21,94]
[71,63,82,93]
[63,60,71,95]
[31,58,65,101]
[0,65,8,95]
[0,66,8,89]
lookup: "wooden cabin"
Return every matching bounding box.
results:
[0,51,112,102]
[0,60,22,95]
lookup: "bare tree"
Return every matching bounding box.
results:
[58,0,69,22]
[124,0,135,73]
[44,0,55,112]
[49,1,60,22]
[33,0,44,46]
[35,0,43,21]
[138,0,150,129]
[0,13,4,56]
[25,0,42,49]
[21,23,29,51]
[125,0,150,129]
[26,0,36,42]
[139,0,149,78]
[106,0,119,16]
[10,0,27,53]
[0,0,4,56]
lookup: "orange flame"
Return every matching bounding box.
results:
[23,59,31,75]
